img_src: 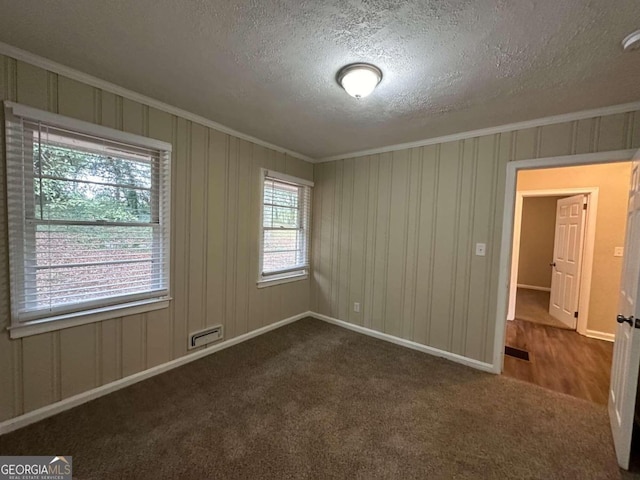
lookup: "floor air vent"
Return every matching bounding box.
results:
[504,345,530,361]
[189,325,223,349]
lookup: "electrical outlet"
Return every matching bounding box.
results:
[475,243,486,256]
[614,246,624,257]
[353,302,360,313]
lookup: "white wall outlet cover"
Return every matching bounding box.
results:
[475,243,486,256]
[614,246,624,257]
[354,302,360,313]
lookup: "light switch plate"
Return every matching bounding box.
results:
[475,243,486,256]
[354,302,360,313]
[614,246,624,257]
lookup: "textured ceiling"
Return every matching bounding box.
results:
[1,0,639,159]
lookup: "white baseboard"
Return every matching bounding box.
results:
[1,310,500,435]
[517,284,551,292]
[0,311,311,436]
[309,312,496,374]
[585,329,615,342]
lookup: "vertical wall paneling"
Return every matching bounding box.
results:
[348,157,369,326]
[428,142,459,351]
[413,145,438,345]
[188,123,207,339]
[309,159,323,313]
[224,137,239,339]
[172,118,189,357]
[450,140,475,355]
[514,128,536,161]
[483,132,512,362]
[234,140,252,336]
[58,77,94,122]
[311,107,638,363]
[16,61,48,109]
[206,130,229,330]
[60,324,97,399]
[598,113,628,152]
[330,160,343,318]
[574,118,595,154]
[318,162,335,316]
[337,159,353,322]
[100,318,120,385]
[465,136,496,360]
[385,149,409,339]
[401,148,423,340]
[0,55,314,422]
[121,314,144,378]
[539,122,573,158]
[247,144,265,331]
[21,335,54,412]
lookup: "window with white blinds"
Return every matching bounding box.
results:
[4,102,171,327]
[259,169,313,284]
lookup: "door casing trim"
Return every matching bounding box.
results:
[493,149,636,373]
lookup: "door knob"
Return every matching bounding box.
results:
[549,262,556,267]
[617,314,634,326]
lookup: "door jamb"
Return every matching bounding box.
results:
[508,187,598,336]
[492,149,636,374]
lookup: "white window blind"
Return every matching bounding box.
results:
[260,170,312,281]
[5,103,171,324]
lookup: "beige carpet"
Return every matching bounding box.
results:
[0,318,629,479]
[515,287,572,329]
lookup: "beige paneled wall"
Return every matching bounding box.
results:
[517,196,566,289]
[312,111,640,363]
[0,55,313,422]
[517,162,633,334]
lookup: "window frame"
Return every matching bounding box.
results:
[258,168,313,288]
[4,101,172,339]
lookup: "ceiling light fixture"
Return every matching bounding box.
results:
[622,29,640,51]
[337,63,382,99]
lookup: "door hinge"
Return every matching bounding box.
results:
[583,203,587,210]
[574,311,579,318]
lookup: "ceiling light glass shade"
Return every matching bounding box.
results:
[337,63,382,99]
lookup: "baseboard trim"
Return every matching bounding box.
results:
[517,284,551,292]
[585,329,615,342]
[0,311,311,436]
[309,312,496,374]
[1,310,500,434]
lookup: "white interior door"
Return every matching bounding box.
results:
[609,154,640,470]
[549,194,586,329]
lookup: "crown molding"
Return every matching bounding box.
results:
[318,100,640,162]
[0,42,314,163]
[2,41,638,165]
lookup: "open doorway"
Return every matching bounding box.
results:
[502,161,632,404]
[509,191,594,331]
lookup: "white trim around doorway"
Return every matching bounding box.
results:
[509,187,599,337]
[492,148,636,373]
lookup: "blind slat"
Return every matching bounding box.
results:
[5,103,171,323]
[261,171,312,278]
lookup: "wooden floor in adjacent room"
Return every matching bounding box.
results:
[504,318,614,404]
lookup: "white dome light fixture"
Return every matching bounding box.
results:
[622,29,640,51]
[337,63,383,99]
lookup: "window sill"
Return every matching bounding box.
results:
[257,273,308,289]
[7,297,171,339]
